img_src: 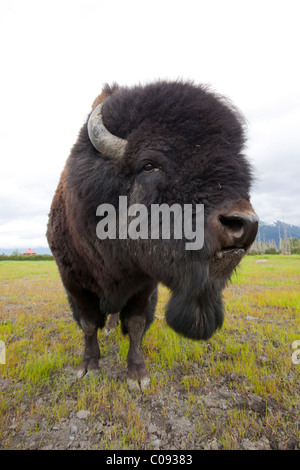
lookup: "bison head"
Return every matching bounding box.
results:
[68,81,258,341]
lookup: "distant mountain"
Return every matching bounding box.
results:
[256,220,300,246]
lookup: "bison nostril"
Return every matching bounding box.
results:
[219,213,258,249]
[219,215,244,237]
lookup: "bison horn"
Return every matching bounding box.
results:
[87,103,127,158]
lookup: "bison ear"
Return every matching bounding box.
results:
[165,286,224,340]
[91,83,120,111]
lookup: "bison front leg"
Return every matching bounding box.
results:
[121,286,157,391]
[126,314,150,391]
[67,290,104,379]
[77,322,100,379]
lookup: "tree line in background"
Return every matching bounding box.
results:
[249,236,300,255]
[0,250,54,260]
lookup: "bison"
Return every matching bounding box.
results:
[47,80,258,390]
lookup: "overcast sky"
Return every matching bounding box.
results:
[0,0,299,249]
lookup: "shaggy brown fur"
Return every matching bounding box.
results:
[47,80,257,389]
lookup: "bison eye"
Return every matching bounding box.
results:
[143,162,156,172]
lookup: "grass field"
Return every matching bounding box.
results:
[0,256,299,450]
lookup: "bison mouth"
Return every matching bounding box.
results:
[215,247,245,260]
[209,246,246,281]
[206,207,258,270]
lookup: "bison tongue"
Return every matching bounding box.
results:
[165,281,224,340]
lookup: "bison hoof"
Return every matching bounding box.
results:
[77,369,99,380]
[104,326,115,336]
[140,376,151,391]
[126,376,150,392]
[77,357,100,379]
[126,365,150,392]
[126,378,140,391]
[104,313,120,336]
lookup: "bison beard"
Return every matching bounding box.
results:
[47,80,258,390]
[166,288,224,340]
[166,266,225,340]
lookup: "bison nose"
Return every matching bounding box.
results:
[219,213,259,250]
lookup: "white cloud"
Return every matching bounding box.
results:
[0,216,48,249]
[247,101,300,224]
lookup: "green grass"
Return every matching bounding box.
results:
[0,256,299,449]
